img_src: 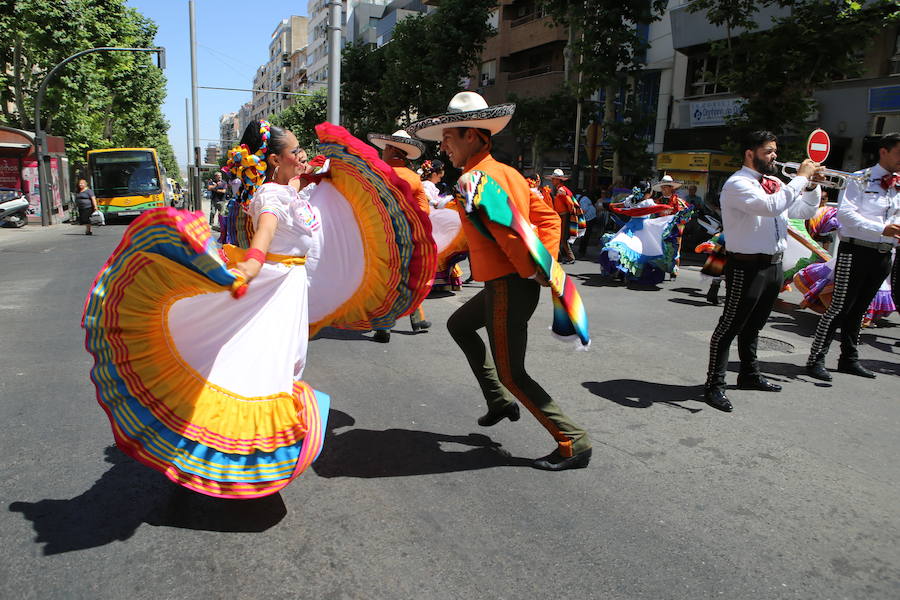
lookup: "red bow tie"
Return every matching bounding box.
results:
[880,173,900,191]
[760,176,782,194]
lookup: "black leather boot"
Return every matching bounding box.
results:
[706,281,720,305]
[703,387,732,412]
[837,359,875,378]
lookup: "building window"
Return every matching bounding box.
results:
[890,31,900,75]
[480,60,496,87]
[686,55,727,97]
[486,9,499,30]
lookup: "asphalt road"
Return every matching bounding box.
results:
[1,218,897,600]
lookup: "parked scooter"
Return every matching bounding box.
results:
[0,186,30,228]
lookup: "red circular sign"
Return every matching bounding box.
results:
[806,129,830,163]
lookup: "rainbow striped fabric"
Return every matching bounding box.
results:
[456,171,590,349]
[314,123,436,332]
[82,208,329,498]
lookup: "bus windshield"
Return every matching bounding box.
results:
[90,150,161,197]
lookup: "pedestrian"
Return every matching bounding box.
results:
[576,189,597,257]
[704,130,823,412]
[651,174,691,279]
[74,177,98,235]
[207,171,227,228]
[367,129,432,341]
[550,168,577,264]
[805,132,900,381]
[684,185,702,207]
[409,91,592,471]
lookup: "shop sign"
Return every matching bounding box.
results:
[656,152,710,171]
[0,158,20,189]
[689,98,743,127]
[868,85,900,113]
[709,154,741,172]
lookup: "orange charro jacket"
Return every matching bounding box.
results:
[458,150,561,281]
[552,185,574,215]
[389,162,430,215]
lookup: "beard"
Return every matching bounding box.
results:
[753,154,776,175]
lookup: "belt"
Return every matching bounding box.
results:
[844,237,895,254]
[221,244,307,266]
[728,251,783,264]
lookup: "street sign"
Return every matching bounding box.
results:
[806,129,830,163]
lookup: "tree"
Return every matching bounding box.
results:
[340,0,496,138]
[508,90,580,174]
[0,0,177,174]
[269,89,328,153]
[689,0,900,147]
[537,1,669,179]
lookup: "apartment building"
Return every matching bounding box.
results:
[307,0,346,90]
[205,143,220,165]
[219,112,239,156]
[665,1,900,172]
[248,16,309,120]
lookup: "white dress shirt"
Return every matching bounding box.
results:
[836,163,900,245]
[721,166,821,254]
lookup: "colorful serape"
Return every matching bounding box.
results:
[455,171,590,349]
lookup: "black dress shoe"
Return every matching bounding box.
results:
[806,362,832,381]
[837,360,876,378]
[477,403,520,427]
[736,375,782,392]
[706,284,720,305]
[532,448,592,471]
[704,388,733,412]
[373,330,391,343]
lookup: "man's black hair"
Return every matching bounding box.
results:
[742,130,778,154]
[877,132,900,152]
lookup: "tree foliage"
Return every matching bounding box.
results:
[269,89,328,153]
[508,90,580,173]
[340,0,496,137]
[689,0,900,144]
[0,0,178,176]
[537,0,669,96]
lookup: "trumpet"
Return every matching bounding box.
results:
[773,161,867,190]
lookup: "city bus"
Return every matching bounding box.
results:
[86,147,172,217]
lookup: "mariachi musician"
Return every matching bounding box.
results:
[806,132,900,381]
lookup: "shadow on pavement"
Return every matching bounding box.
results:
[582,380,704,413]
[9,446,286,555]
[668,297,712,308]
[312,409,531,478]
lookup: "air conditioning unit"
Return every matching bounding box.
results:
[870,114,900,135]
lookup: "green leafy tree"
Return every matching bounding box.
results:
[0,0,177,175]
[269,89,328,153]
[689,0,900,147]
[508,90,581,174]
[340,0,496,138]
[537,0,668,179]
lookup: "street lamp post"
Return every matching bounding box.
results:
[326,0,343,124]
[33,46,165,226]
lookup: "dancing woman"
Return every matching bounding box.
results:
[82,120,435,498]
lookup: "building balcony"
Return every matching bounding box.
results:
[505,15,567,57]
[508,64,563,81]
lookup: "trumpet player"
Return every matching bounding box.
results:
[704,131,823,413]
[806,132,900,381]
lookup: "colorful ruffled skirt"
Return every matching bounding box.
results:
[83,208,328,498]
[429,203,467,292]
[83,123,436,499]
[599,211,688,285]
[793,258,896,324]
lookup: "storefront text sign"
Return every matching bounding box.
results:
[690,99,743,127]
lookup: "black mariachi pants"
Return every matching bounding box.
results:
[446,274,590,456]
[892,250,899,309]
[706,256,783,391]
[807,242,893,364]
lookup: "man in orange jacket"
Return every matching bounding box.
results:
[409,92,591,471]
[551,168,576,264]
[367,129,432,342]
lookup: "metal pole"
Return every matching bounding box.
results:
[189,0,202,212]
[326,0,342,124]
[185,97,193,209]
[33,46,162,225]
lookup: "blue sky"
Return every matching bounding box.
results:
[126,0,308,171]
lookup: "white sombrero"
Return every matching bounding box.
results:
[367,130,425,160]
[550,168,569,181]
[651,174,682,192]
[408,92,516,142]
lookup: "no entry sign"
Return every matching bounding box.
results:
[807,129,830,163]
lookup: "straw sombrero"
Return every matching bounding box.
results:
[367,130,425,160]
[550,168,569,181]
[408,92,515,142]
[651,174,682,192]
